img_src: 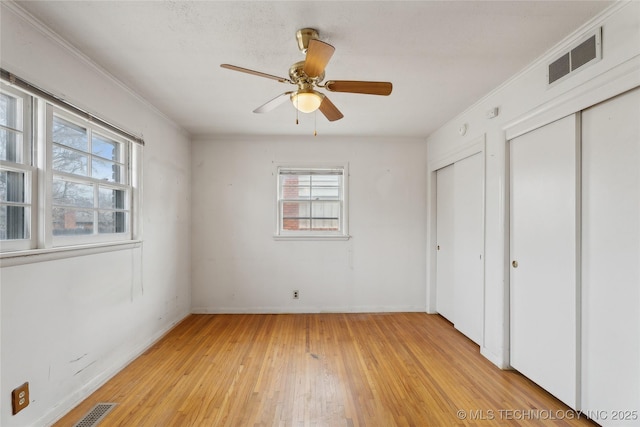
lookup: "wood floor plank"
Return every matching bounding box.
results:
[54,313,599,426]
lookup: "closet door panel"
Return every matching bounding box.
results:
[436,164,455,322]
[510,114,579,409]
[453,153,484,345]
[582,87,640,424]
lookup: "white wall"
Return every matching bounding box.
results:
[0,4,191,426]
[191,136,426,313]
[426,1,640,368]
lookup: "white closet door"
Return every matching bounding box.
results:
[436,164,455,322]
[582,87,640,425]
[453,153,484,345]
[510,114,579,409]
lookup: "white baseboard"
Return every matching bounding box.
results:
[190,305,426,314]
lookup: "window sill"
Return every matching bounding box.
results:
[0,240,142,267]
[273,235,351,241]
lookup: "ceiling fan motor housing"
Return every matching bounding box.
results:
[289,61,324,86]
[296,28,319,53]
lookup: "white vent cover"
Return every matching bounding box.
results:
[73,403,117,427]
[548,28,601,86]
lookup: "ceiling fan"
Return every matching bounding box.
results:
[221,28,392,122]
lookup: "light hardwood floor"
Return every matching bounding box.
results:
[54,313,598,426]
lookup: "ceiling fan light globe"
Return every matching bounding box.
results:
[291,91,324,113]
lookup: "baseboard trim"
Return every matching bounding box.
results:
[190,306,426,314]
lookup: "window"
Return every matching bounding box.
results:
[0,76,141,255]
[49,108,131,245]
[0,86,34,251]
[276,165,348,239]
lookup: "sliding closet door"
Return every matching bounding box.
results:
[436,164,455,322]
[453,153,484,344]
[510,114,579,409]
[582,87,640,424]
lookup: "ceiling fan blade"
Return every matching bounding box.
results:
[221,64,291,83]
[303,39,335,78]
[325,80,393,96]
[319,96,344,122]
[253,92,293,113]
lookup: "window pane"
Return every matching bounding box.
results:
[52,207,93,235]
[297,175,312,185]
[311,219,339,230]
[0,170,25,203]
[283,201,310,219]
[282,185,310,200]
[280,174,311,187]
[52,179,93,208]
[98,211,127,233]
[312,175,340,186]
[283,218,310,231]
[0,129,22,163]
[53,116,88,151]
[0,92,19,129]
[92,134,120,161]
[53,145,88,176]
[0,205,29,240]
[311,201,340,219]
[311,186,340,200]
[92,158,122,182]
[99,187,126,210]
[300,176,312,185]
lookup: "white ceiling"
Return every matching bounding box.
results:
[15,1,612,138]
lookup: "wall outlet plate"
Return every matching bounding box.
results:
[12,382,29,415]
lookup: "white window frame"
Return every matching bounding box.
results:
[0,163,37,251]
[0,84,36,251]
[0,78,142,261]
[274,163,350,240]
[46,105,133,247]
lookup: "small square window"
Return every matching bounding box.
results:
[276,165,348,239]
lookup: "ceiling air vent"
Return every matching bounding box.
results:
[548,28,601,86]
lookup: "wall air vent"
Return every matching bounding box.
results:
[548,28,601,86]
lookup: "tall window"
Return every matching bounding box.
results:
[0,86,33,250]
[49,109,130,244]
[276,166,348,238]
[0,79,140,254]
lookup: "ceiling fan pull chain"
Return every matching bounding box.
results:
[314,110,317,136]
[296,96,299,124]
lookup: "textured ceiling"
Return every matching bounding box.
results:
[13,1,612,138]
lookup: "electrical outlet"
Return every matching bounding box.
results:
[12,382,29,415]
[293,290,299,299]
